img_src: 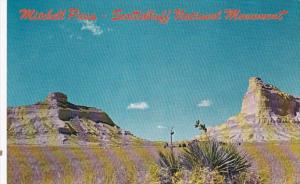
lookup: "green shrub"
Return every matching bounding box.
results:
[181,140,251,181]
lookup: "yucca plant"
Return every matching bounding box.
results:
[158,151,181,184]
[181,140,250,181]
[159,151,180,175]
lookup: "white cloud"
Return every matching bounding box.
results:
[81,20,103,36]
[127,102,149,110]
[198,99,212,107]
[157,125,167,129]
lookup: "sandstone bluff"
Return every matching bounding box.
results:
[8,77,300,144]
[206,77,300,142]
[8,92,138,146]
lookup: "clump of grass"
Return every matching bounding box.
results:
[181,140,251,181]
[234,171,263,184]
[159,151,180,175]
[157,140,256,183]
[158,151,181,184]
[189,167,224,183]
[147,164,162,184]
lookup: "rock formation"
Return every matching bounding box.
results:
[206,77,300,142]
[7,92,138,145]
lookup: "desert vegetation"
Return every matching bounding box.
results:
[156,140,263,184]
[8,141,300,184]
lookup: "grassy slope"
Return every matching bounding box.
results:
[8,141,300,184]
[241,141,300,184]
[8,144,161,184]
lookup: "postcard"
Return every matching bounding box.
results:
[4,0,300,183]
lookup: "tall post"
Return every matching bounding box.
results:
[170,127,174,155]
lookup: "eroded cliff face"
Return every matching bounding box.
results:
[7,92,137,145]
[206,77,300,143]
[241,77,300,122]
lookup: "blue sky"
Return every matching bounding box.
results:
[8,0,300,141]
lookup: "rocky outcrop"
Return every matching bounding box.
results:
[241,77,300,122]
[206,77,300,143]
[7,92,136,145]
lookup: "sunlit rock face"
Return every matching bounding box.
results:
[241,77,262,116]
[241,77,300,122]
[206,77,300,143]
[46,92,68,104]
[8,92,137,146]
